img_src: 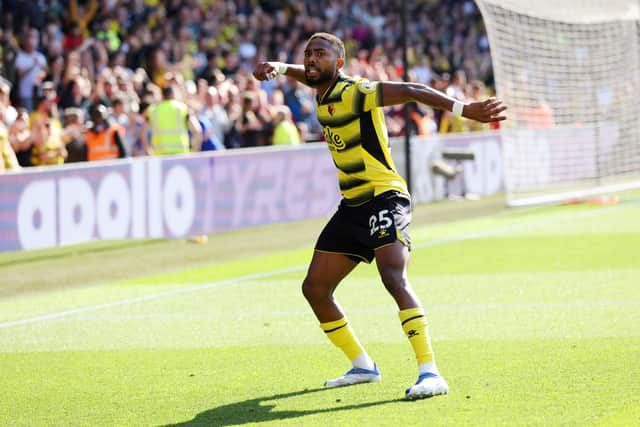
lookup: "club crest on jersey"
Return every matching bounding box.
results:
[327,104,335,116]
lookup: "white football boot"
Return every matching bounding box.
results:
[405,372,449,400]
[324,364,381,387]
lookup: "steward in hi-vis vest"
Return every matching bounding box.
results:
[140,85,202,156]
[84,103,126,161]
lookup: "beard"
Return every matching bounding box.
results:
[305,67,335,87]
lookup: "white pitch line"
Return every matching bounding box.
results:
[414,201,626,249]
[70,300,640,321]
[427,300,640,312]
[0,266,305,330]
[0,201,632,330]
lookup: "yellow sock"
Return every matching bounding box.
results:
[320,317,367,361]
[399,307,434,365]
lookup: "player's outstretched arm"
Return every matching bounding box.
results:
[381,81,507,123]
[252,62,307,85]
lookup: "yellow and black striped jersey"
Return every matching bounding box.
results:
[316,74,408,206]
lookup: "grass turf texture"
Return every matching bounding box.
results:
[1,193,639,426]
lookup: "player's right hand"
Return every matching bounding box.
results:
[253,62,278,81]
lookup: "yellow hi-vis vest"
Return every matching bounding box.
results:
[148,100,190,155]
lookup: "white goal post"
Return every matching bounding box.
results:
[474,0,640,206]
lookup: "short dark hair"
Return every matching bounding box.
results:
[308,32,345,59]
[162,85,174,99]
[89,103,108,121]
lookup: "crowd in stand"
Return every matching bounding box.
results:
[0,0,495,172]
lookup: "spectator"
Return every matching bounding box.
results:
[1,28,20,92]
[140,84,202,155]
[411,56,435,86]
[92,72,118,108]
[111,96,137,156]
[282,77,314,130]
[120,101,146,157]
[0,126,21,172]
[14,28,47,111]
[68,0,98,39]
[44,56,65,96]
[447,70,468,100]
[0,99,20,172]
[236,93,263,148]
[439,106,470,134]
[238,32,257,65]
[197,115,225,152]
[0,0,498,169]
[41,81,59,115]
[252,87,277,146]
[61,107,87,163]
[272,105,301,146]
[524,97,556,129]
[146,46,172,89]
[199,86,231,150]
[63,22,84,52]
[8,109,31,167]
[467,80,491,132]
[195,85,226,152]
[407,102,437,137]
[431,73,450,130]
[84,103,126,161]
[197,51,224,85]
[440,72,471,136]
[29,95,67,166]
[0,78,18,126]
[59,75,91,110]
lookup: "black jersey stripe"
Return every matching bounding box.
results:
[352,88,366,114]
[343,189,376,206]
[361,111,392,170]
[342,135,362,151]
[320,76,356,105]
[339,177,369,191]
[327,135,362,152]
[317,77,342,104]
[318,75,351,105]
[336,160,366,174]
[324,83,348,104]
[318,111,360,128]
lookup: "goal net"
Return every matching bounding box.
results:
[475,0,640,206]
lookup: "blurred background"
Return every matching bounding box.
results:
[0,0,496,169]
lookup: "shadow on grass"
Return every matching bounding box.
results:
[161,386,403,426]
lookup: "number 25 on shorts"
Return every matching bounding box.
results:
[369,209,392,236]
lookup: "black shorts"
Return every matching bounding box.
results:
[315,191,412,264]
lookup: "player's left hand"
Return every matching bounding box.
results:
[463,97,507,123]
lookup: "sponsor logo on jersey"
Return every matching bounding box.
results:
[323,126,346,150]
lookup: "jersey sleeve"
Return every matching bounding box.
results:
[355,79,383,112]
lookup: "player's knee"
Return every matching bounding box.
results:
[301,276,331,303]
[380,270,409,295]
[301,277,319,301]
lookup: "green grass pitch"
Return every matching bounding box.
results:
[1,194,639,426]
